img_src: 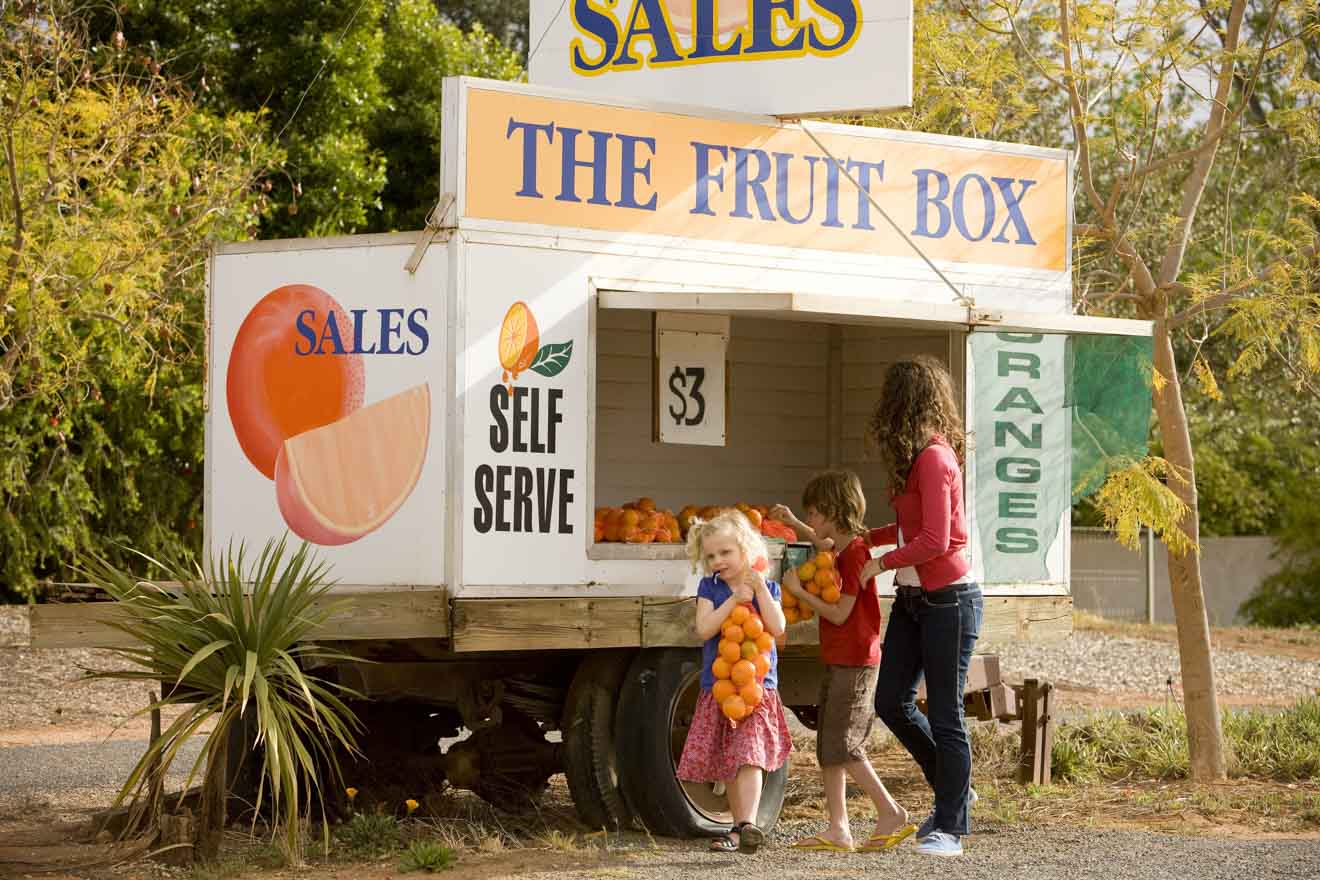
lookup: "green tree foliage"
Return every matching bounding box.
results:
[98,0,523,236]
[373,0,523,231]
[1239,480,1320,626]
[0,3,278,601]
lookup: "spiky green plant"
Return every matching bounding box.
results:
[85,538,363,861]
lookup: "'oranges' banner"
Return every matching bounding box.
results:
[462,87,1069,272]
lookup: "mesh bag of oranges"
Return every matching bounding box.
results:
[711,604,775,723]
[782,550,838,625]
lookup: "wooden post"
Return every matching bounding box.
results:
[1016,679,1054,785]
[1017,679,1038,784]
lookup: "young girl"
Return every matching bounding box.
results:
[676,512,792,854]
[861,356,982,857]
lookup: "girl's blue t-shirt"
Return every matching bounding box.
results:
[698,575,780,691]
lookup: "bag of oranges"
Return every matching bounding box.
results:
[711,604,775,723]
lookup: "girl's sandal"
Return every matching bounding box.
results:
[737,822,765,854]
[709,831,739,853]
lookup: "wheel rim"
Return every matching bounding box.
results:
[668,665,732,824]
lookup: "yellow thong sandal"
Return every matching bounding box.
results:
[790,834,853,852]
[857,822,918,853]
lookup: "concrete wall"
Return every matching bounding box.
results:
[1070,528,1284,625]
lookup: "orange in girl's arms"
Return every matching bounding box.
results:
[739,681,764,709]
[722,623,745,644]
[781,591,798,609]
[814,568,837,590]
[712,679,737,703]
[742,616,764,640]
[740,641,760,661]
[755,632,773,654]
[797,561,817,583]
[752,652,771,678]
[729,605,751,626]
[783,607,801,625]
[722,695,748,722]
[814,550,835,569]
[712,657,732,680]
[730,659,756,687]
[718,639,741,664]
[822,585,842,604]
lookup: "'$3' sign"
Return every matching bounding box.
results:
[667,365,706,426]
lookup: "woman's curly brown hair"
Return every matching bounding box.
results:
[869,355,965,494]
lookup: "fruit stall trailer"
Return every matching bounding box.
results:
[33,77,1152,834]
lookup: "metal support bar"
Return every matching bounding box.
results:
[795,120,973,309]
[404,192,456,275]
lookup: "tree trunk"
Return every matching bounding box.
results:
[195,723,229,861]
[1151,318,1227,781]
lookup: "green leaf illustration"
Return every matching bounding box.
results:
[529,340,573,377]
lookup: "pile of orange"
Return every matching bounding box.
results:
[595,497,683,544]
[783,550,838,624]
[595,499,798,546]
[711,604,774,722]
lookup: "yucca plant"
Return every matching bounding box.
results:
[85,538,364,862]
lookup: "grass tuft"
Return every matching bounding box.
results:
[399,840,457,872]
[337,811,402,857]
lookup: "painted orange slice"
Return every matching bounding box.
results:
[498,301,540,379]
[275,384,430,546]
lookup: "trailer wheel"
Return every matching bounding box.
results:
[561,650,635,831]
[615,648,788,838]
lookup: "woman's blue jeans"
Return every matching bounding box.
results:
[874,582,983,836]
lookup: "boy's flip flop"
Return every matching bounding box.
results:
[790,834,853,852]
[856,823,918,852]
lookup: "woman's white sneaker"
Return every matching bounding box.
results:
[916,831,963,856]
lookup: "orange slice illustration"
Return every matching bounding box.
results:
[498,301,540,382]
[274,384,430,546]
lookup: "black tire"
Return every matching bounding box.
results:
[561,650,635,831]
[614,648,789,838]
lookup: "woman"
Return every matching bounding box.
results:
[860,356,982,857]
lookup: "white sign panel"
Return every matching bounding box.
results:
[461,245,590,586]
[657,328,727,446]
[527,0,913,117]
[208,242,446,585]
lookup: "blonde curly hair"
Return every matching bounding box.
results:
[685,511,768,576]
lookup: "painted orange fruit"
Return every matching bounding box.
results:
[498,300,540,382]
[275,384,429,546]
[227,284,365,479]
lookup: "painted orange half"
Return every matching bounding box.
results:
[227,284,365,479]
[274,384,431,546]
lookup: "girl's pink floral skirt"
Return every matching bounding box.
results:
[677,687,793,782]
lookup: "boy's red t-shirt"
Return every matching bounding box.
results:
[817,536,882,667]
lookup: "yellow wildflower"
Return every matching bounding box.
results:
[345,787,358,801]
[405,798,419,816]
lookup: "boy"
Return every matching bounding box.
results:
[775,471,914,852]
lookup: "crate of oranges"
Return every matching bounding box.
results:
[711,604,775,723]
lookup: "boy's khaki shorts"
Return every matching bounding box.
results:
[816,664,879,767]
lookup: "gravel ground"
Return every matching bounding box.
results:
[545,826,1320,880]
[988,630,1320,700]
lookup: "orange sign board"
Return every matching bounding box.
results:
[463,88,1068,271]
